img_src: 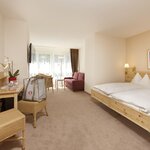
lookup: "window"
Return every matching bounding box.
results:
[29,47,72,79]
[38,54,51,74]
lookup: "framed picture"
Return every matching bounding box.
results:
[148,50,150,69]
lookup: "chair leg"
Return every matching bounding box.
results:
[52,86,54,93]
[33,112,37,128]
[44,106,48,116]
[22,130,25,150]
[64,80,66,90]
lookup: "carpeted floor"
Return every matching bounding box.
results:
[0,89,150,150]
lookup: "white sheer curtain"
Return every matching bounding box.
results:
[29,47,72,79]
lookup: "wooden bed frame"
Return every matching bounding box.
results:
[91,68,150,132]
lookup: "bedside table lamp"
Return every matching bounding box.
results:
[124,63,129,75]
[124,63,129,68]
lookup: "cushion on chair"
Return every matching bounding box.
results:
[73,72,78,80]
[78,73,84,80]
[65,78,75,83]
[18,100,46,114]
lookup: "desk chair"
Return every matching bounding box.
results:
[18,100,48,128]
[18,76,48,128]
[38,74,54,92]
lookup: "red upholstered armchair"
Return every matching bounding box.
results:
[64,72,85,91]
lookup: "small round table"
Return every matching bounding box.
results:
[55,79,64,90]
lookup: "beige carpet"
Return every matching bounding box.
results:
[0,89,150,150]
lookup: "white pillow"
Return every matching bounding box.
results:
[139,74,150,88]
[131,73,142,84]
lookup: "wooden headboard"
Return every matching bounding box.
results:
[138,71,150,77]
[125,67,150,82]
[125,67,136,82]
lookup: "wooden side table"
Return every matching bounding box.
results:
[0,109,25,149]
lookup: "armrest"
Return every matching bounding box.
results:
[71,80,84,91]
[64,77,73,79]
[72,80,84,85]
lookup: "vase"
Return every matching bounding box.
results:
[9,77,17,82]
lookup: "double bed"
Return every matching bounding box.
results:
[91,71,150,132]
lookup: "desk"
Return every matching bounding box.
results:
[0,85,23,109]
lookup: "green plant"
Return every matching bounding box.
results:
[8,70,19,78]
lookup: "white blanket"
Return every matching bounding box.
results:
[111,89,150,113]
[93,82,142,95]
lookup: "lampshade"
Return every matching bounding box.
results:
[124,63,129,68]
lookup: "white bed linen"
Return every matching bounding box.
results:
[110,89,150,113]
[93,82,143,95]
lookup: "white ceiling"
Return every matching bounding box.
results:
[0,0,150,47]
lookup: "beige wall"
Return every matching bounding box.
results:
[84,33,126,93]
[4,19,29,83]
[126,31,150,71]
[78,41,85,72]
[84,34,96,93]
[0,13,4,63]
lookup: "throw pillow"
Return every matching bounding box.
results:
[139,74,150,88]
[131,73,142,84]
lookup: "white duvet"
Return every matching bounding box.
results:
[111,89,150,113]
[93,82,143,95]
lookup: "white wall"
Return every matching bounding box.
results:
[126,31,150,71]
[4,19,29,83]
[84,33,126,93]
[0,13,4,63]
[79,41,85,72]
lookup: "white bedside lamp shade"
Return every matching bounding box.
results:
[124,63,129,68]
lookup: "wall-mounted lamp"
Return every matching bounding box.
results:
[124,63,129,68]
[124,63,129,75]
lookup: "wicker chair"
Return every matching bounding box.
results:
[18,76,48,128]
[38,74,54,92]
[18,100,48,128]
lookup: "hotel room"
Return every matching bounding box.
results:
[0,0,150,150]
